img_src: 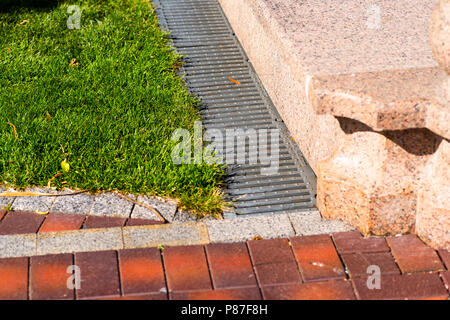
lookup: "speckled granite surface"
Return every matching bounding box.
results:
[234,0,438,77]
[309,67,449,139]
[219,0,449,248]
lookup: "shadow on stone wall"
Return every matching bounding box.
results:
[337,117,442,156]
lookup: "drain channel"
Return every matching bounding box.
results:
[154,0,317,216]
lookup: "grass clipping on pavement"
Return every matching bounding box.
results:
[0,0,226,217]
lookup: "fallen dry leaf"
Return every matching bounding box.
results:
[235,193,248,201]
[69,58,79,67]
[7,122,18,138]
[18,19,29,25]
[227,77,241,85]
[47,172,63,187]
[7,122,22,141]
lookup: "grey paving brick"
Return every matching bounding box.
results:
[0,188,16,210]
[0,233,36,258]
[90,192,135,218]
[288,210,354,236]
[206,214,295,243]
[131,195,177,221]
[37,228,123,255]
[172,210,196,223]
[50,191,95,215]
[11,188,56,212]
[123,222,209,248]
[172,210,217,224]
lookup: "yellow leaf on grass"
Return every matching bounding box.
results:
[61,159,70,172]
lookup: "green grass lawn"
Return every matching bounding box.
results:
[0,0,225,216]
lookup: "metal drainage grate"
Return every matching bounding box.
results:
[154,0,317,216]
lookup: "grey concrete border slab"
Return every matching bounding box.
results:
[0,234,36,258]
[288,210,354,235]
[206,214,295,243]
[37,228,123,255]
[0,209,358,258]
[172,210,216,224]
[0,188,359,259]
[131,195,177,221]
[123,222,209,248]
[50,191,95,215]
[89,192,135,218]
[0,188,16,210]
[11,188,57,212]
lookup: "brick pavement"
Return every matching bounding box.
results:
[0,210,163,235]
[0,231,448,300]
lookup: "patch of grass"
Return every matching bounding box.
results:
[0,0,225,216]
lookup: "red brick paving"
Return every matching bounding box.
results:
[341,252,400,277]
[0,209,7,221]
[248,238,302,286]
[102,292,167,300]
[0,232,448,300]
[118,248,165,296]
[30,254,74,300]
[39,213,85,233]
[333,231,389,253]
[163,245,212,292]
[0,211,164,234]
[291,234,345,281]
[440,271,450,290]
[352,273,448,300]
[438,250,450,269]
[247,238,295,265]
[387,234,444,273]
[262,280,355,300]
[170,287,262,300]
[0,257,29,300]
[206,242,257,289]
[74,251,121,299]
[0,211,45,235]
[255,261,302,286]
[84,215,126,229]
